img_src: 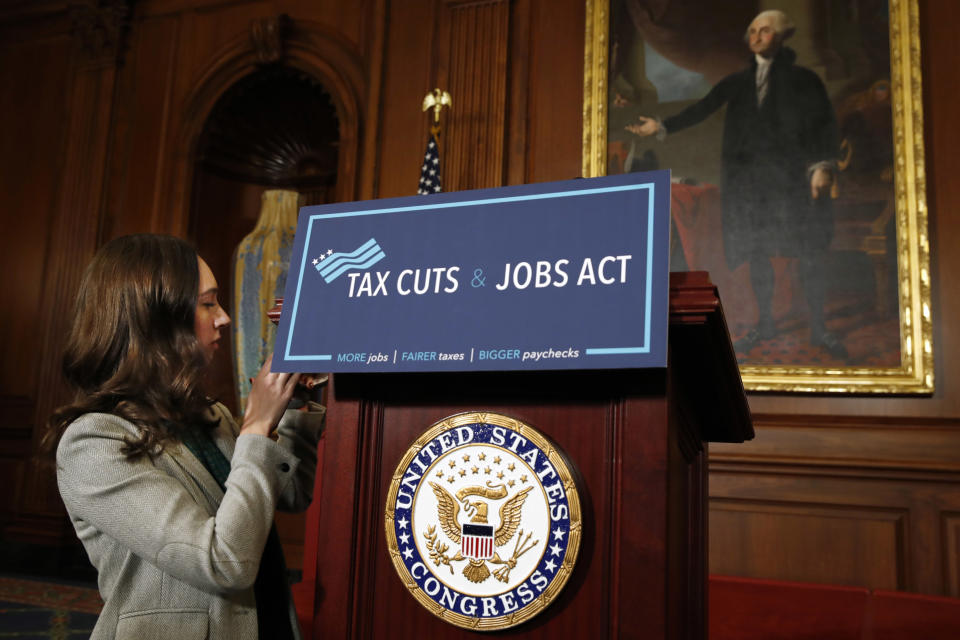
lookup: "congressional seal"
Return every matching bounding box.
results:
[384,412,582,631]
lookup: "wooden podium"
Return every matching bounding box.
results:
[295,271,752,639]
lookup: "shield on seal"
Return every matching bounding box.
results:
[461,523,494,560]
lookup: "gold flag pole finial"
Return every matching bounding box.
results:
[422,88,451,134]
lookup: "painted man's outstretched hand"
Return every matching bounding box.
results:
[625,116,660,137]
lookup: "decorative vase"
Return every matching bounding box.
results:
[232,189,299,413]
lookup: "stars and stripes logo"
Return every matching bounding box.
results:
[417,134,442,194]
[312,238,385,283]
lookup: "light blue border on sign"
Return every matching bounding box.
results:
[283,182,657,362]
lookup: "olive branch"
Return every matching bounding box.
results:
[424,525,463,574]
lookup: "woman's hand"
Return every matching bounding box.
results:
[240,354,301,437]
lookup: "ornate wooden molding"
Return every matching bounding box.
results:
[711,414,960,475]
[251,14,290,65]
[195,65,339,188]
[68,0,130,67]
[168,19,366,235]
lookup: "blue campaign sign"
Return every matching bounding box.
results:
[273,171,671,373]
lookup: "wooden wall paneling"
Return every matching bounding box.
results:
[709,497,908,590]
[524,0,583,184]
[709,417,960,596]
[945,513,960,597]
[709,416,960,472]
[16,2,129,542]
[376,0,580,197]
[505,0,532,186]
[435,0,510,191]
[357,0,387,200]
[0,34,70,405]
[101,11,181,239]
[375,0,440,199]
[0,11,73,521]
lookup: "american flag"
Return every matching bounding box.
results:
[417,134,442,194]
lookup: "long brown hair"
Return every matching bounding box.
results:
[46,234,216,457]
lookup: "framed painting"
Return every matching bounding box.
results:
[583,0,933,393]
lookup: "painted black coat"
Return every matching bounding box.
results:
[664,48,838,269]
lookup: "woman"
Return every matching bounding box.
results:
[48,234,324,640]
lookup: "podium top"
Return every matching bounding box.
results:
[669,271,753,443]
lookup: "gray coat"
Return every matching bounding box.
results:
[56,402,324,640]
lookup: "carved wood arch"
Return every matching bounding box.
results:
[164,18,366,236]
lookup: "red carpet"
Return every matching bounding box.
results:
[0,576,102,614]
[0,576,100,638]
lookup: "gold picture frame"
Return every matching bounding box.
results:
[583,0,932,393]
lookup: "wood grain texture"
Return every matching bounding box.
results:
[710,421,960,595]
[438,0,509,190]
[941,512,960,597]
[710,499,908,589]
[11,4,125,540]
[307,275,746,638]
[0,31,71,412]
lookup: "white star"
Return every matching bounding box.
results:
[312,258,319,265]
[433,185,441,192]
[432,157,439,165]
[397,516,408,530]
[422,164,428,171]
[429,169,436,176]
[549,542,562,557]
[428,141,435,149]
[552,527,566,541]
[544,559,557,573]
[319,254,326,261]
[402,547,413,560]
[399,532,410,545]
[326,249,333,256]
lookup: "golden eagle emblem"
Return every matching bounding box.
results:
[425,481,538,583]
